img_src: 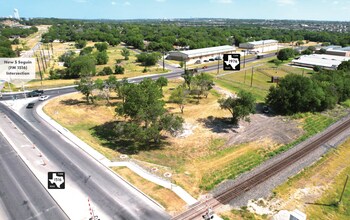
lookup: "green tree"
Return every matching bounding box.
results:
[75,76,95,104]
[95,42,108,52]
[277,48,296,61]
[156,76,168,91]
[115,65,125,74]
[182,70,194,90]
[59,51,76,68]
[302,48,313,55]
[319,48,327,54]
[169,85,188,113]
[0,47,16,57]
[68,55,96,78]
[75,40,87,49]
[338,60,350,71]
[95,51,109,65]
[313,65,322,72]
[116,79,183,145]
[98,66,113,76]
[136,52,161,66]
[218,91,256,124]
[121,48,130,60]
[80,46,94,56]
[192,73,214,99]
[266,74,326,115]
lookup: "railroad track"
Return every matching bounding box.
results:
[172,116,350,220]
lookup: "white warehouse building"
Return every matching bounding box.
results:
[291,54,350,70]
[239,39,278,53]
[167,45,236,65]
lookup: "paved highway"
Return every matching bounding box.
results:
[0,52,276,219]
[0,52,276,100]
[0,122,69,220]
[0,101,170,220]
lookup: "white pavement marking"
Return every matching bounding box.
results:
[0,109,110,220]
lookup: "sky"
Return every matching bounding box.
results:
[0,0,350,21]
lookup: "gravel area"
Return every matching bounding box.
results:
[210,112,350,209]
[225,114,303,146]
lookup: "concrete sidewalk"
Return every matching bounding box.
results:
[35,96,198,206]
[0,106,109,220]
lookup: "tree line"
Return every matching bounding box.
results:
[36,20,350,52]
[267,61,350,115]
[50,42,115,79]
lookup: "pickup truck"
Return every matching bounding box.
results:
[27,90,44,97]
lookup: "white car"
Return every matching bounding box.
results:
[39,95,50,101]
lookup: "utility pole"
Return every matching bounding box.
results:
[243,50,246,68]
[50,42,54,55]
[338,175,349,204]
[244,70,247,84]
[250,66,254,87]
[40,49,47,70]
[40,51,46,73]
[217,56,220,75]
[36,55,43,87]
[46,44,51,65]
[162,51,165,71]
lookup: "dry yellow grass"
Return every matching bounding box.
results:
[112,167,186,215]
[43,93,120,160]
[43,78,285,198]
[273,139,350,213]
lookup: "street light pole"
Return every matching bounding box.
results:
[162,51,165,71]
[243,50,246,68]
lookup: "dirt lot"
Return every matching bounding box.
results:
[224,114,303,147]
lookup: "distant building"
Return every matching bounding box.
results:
[291,54,350,70]
[317,45,350,57]
[13,8,20,20]
[239,39,278,53]
[167,45,236,65]
[325,49,350,57]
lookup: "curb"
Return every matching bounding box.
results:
[36,95,166,210]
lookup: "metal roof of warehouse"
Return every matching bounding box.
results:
[246,39,278,46]
[292,54,350,68]
[175,45,236,58]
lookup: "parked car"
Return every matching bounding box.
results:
[39,95,50,101]
[209,58,215,61]
[26,103,35,109]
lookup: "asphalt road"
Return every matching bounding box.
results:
[0,124,69,220]
[1,52,275,100]
[0,52,275,219]
[0,102,170,220]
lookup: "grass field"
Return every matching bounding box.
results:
[209,58,311,102]
[112,167,186,214]
[273,138,350,220]
[42,75,342,200]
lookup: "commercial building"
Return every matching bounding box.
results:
[239,39,278,53]
[166,45,236,65]
[291,54,350,70]
[325,46,350,57]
